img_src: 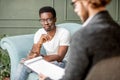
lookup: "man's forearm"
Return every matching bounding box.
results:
[28,44,42,57]
[43,54,62,62]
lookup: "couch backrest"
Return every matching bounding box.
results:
[57,23,82,36]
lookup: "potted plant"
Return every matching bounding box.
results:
[0,35,10,80]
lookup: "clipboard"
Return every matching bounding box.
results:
[24,56,65,80]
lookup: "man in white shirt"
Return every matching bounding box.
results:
[15,6,70,80]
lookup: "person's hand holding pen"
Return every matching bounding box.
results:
[20,34,52,64]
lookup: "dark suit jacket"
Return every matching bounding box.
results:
[45,11,120,80]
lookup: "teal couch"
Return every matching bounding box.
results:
[0,23,82,80]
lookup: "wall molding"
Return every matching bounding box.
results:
[0,19,39,21]
[0,26,40,28]
[64,0,80,21]
[115,0,119,21]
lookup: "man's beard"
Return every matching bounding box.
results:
[45,25,55,32]
[80,3,89,23]
[81,11,89,23]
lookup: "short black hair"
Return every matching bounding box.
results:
[39,6,56,18]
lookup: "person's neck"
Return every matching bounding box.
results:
[89,7,106,17]
[47,27,56,38]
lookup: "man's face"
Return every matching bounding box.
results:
[39,12,56,32]
[72,0,89,22]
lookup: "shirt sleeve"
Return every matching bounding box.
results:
[34,29,45,44]
[59,29,71,46]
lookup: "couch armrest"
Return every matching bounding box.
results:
[0,34,34,80]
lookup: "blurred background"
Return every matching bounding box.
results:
[0,0,120,36]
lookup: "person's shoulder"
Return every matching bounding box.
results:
[35,28,46,35]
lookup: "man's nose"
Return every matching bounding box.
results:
[44,20,49,24]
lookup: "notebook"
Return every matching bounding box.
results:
[24,56,65,80]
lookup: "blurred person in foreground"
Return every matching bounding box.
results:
[39,0,120,80]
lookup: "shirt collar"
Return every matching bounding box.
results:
[82,15,94,27]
